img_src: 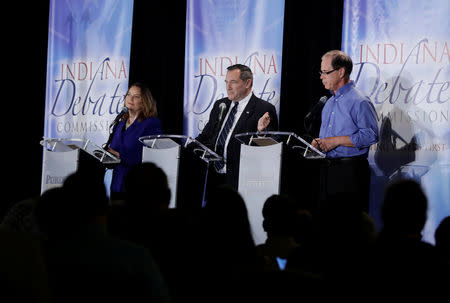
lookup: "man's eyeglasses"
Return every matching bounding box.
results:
[319,68,338,76]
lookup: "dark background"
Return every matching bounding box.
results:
[3,0,343,214]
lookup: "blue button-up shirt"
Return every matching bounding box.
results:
[319,81,379,158]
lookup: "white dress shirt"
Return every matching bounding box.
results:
[214,93,251,173]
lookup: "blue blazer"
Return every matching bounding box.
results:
[109,117,162,193]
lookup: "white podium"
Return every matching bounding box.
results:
[40,138,120,193]
[235,131,325,245]
[139,134,222,208]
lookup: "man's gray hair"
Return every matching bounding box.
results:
[322,50,353,77]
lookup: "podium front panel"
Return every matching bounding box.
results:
[142,145,181,208]
[238,143,282,245]
[41,149,78,193]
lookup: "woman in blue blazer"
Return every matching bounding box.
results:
[107,83,163,199]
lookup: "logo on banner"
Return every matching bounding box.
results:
[354,39,449,114]
[48,57,128,138]
[188,51,281,133]
[353,38,449,153]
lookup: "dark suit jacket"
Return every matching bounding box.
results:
[195,93,278,189]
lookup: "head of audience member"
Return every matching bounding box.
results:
[35,187,66,237]
[204,185,254,247]
[434,215,450,258]
[123,162,171,214]
[63,171,109,221]
[0,198,39,234]
[381,179,428,237]
[262,194,298,238]
[319,193,376,249]
[35,171,109,237]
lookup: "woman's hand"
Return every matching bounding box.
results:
[107,148,120,158]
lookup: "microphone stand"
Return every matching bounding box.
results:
[213,105,227,148]
[103,122,119,150]
[101,122,122,170]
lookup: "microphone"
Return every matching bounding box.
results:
[218,102,227,122]
[110,106,129,128]
[305,96,328,120]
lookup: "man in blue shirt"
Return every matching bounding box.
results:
[312,50,379,213]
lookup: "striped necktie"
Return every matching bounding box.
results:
[214,102,238,171]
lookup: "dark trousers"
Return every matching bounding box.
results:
[318,156,371,215]
[204,166,227,203]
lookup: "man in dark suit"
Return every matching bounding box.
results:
[196,64,278,190]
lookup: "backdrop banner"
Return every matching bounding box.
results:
[183,0,285,138]
[342,0,450,243]
[42,0,134,192]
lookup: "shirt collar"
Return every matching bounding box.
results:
[232,92,252,111]
[331,80,355,98]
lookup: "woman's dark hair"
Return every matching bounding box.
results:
[123,82,158,121]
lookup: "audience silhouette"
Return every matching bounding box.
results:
[287,193,376,299]
[435,215,450,264]
[255,194,322,301]
[189,184,262,302]
[434,215,450,287]
[35,171,171,303]
[370,179,440,297]
[1,197,40,235]
[107,162,192,302]
[256,194,300,271]
[1,168,447,302]
[0,226,51,302]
